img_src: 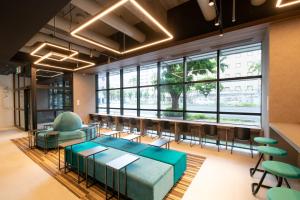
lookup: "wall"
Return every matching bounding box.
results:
[73,73,95,123]
[0,75,14,128]
[269,16,300,123]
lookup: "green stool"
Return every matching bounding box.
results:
[252,161,300,195]
[250,146,287,176]
[267,187,300,200]
[254,137,277,145]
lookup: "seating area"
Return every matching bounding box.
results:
[1,1,300,199]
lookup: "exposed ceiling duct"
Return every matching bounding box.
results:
[71,0,146,43]
[21,32,100,57]
[48,16,120,50]
[197,0,217,21]
[251,0,267,6]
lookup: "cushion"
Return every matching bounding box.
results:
[139,146,187,183]
[267,187,300,200]
[262,161,300,179]
[254,137,277,145]
[53,112,82,131]
[257,146,287,157]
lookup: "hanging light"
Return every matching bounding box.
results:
[209,0,215,7]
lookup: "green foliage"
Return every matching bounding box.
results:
[161,108,182,118]
[186,113,215,121]
[248,63,261,74]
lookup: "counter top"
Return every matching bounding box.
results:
[270,122,300,153]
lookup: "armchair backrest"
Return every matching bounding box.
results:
[53,112,83,131]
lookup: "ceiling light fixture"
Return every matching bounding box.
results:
[30,42,78,61]
[71,0,173,54]
[208,0,215,7]
[34,52,95,71]
[36,69,64,78]
[276,0,300,7]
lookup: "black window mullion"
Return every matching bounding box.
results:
[137,65,140,116]
[157,62,161,118]
[183,57,187,120]
[217,50,220,123]
[120,69,124,115]
[106,72,109,114]
[95,75,98,113]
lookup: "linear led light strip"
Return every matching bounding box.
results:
[276,0,300,7]
[71,0,173,54]
[34,52,95,71]
[30,42,78,61]
[36,69,64,78]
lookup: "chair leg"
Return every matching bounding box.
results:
[250,140,253,158]
[284,178,291,188]
[231,138,235,154]
[250,153,264,177]
[252,171,267,195]
[217,135,220,152]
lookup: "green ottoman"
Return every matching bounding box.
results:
[250,146,287,176]
[139,146,187,183]
[267,187,300,200]
[252,161,300,195]
[66,143,174,200]
[254,137,277,145]
[92,136,149,154]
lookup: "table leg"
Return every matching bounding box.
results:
[125,167,127,197]
[85,156,88,187]
[58,147,60,170]
[225,129,228,150]
[105,166,107,199]
[117,170,120,200]
[77,155,80,183]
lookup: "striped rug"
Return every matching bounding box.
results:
[12,137,205,200]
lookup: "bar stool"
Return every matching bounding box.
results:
[250,146,287,176]
[252,160,300,195]
[267,187,300,200]
[129,118,140,133]
[231,128,253,157]
[203,125,220,151]
[160,121,174,139]
[254,137,277,146]
[144,119,159,138]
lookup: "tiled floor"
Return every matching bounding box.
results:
[0,128,299,200]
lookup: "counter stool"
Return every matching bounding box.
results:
[254,137,277,146]
[267,187,300,200]
[252,161,300,195]
[250,146,287,177]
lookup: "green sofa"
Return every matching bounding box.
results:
[36,112,95,149]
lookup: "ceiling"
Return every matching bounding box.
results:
[2,0,300,74]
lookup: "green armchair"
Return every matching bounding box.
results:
[36,112,96,151]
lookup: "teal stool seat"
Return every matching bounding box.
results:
[267,187,300,200]
[252,161,300,195]
[257,146,287,157]
[250,146,287,177]
[254,137,277,145]
[262,161,300,179]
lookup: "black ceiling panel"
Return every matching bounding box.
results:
[0,0,70,62]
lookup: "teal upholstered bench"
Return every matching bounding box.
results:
[65,142,174,200]
[139,146,187,183]
[93,136,149,154]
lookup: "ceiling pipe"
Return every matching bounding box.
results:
[71,0,146,43]
[48,16,120,50]
[250,0,266,6]
[197,0,217,21]
[22,32,100,57]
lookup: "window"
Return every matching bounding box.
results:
[96,43,262,126]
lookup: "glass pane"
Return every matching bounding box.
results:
[186,82,217,111]
[140,110,157,118]
[15,110,19,125]
[186,112,216,122]
[123,67,137,87]
[37,88,49,110]
[160,58,184,84]
[109,109,120,115]
[97,73,106,89]
[140,87,157,109]
[124,88,137,109]
[97,108,107,114]
[220,114,260,126]
[220,79,261,113]
[220,43,261,78]
[109,70,120,89]
[97,91,107,107]
[186,52,217,81]
[140,64,157,86]
[109,89,120,108]
[20,111,25,128]
[161,111,183,120]
[160,85,183,110]
[19,90,24,109]
[124,109,137,116]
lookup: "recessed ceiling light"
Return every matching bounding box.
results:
[71,0,173,54]
[276,0,300,8]
[208,0,215,7]
[30,42,78,61]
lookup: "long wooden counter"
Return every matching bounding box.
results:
[90,113,262,144]
[270,123,300,166]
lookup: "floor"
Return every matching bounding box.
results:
[0,128,299,200]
